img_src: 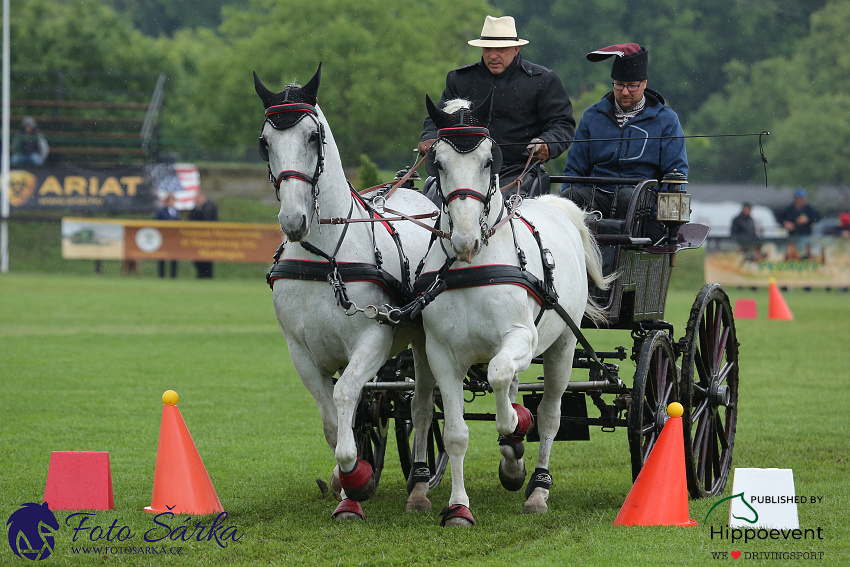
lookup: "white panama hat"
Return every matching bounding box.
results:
[468,15,528,48]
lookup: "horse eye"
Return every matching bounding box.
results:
[309,131,319,143]
[485,158,494,169]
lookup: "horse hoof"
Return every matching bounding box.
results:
[524,484,550,514]
[499,436,525,460]
[498,456,526,491]
[406,482,432,512]
[523,500,549,514]
[333,499,365,521]
[440,504,476,527]
[339,459,376,502]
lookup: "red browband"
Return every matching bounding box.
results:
[265,103,317,117]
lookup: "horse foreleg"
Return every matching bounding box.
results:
[332,339,392,503]
[441,377,472,526]
[489,328,535,492]
[289,351,340,499]
[489,328,535,437]
[524,334,575,514]
[425,344,473,526]
[407,338,435,512]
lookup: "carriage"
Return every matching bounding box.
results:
[353,171,738,502]
[256,67,737,523]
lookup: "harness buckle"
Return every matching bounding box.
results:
[542,248,555,270]
[506,193,523,212]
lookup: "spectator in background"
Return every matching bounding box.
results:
[154,193,180,278]
[777,188,821,236]
[731,201,760,262]
[11,116,50,166]
[189,191,218,279]
[731,202,757,239]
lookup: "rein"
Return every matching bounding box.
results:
[358,153,426,199]
[481,152,538,239]
[319,153,450,240]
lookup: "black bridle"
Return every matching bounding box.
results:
[426,126,505,245]
[259,101,326,216]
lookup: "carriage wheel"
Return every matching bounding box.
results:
[395,394,448,491]
[627,330,680,482]
[352,390,390,495]
[680,284,738,499]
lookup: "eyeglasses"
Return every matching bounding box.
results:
[613,81,644,92]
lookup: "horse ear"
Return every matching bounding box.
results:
[471,90,492,127]
[426,94,451,129]
[254,71,276,107]
[302,63,322,105]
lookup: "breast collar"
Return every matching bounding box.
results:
[267,186,412,308]
[413,215,558,326]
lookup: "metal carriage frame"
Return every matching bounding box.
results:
[351,174,739,501]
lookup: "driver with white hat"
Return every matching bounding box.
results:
[419,15,575,198]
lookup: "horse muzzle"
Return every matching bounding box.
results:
[279,212,310,242]
[451,233,481,263]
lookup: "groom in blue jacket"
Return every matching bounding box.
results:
[561,44,687,224]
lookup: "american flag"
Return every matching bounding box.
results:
[148,163,200,210]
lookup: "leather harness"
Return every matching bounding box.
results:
[266,186,413,309]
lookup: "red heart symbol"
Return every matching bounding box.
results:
[731,551,742,560]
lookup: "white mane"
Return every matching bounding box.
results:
[442,98,473,114]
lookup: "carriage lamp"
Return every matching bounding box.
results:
[656,170,691,223]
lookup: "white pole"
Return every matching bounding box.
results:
[1,0,10,273]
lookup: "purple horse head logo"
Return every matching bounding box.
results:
[7,502,59,561]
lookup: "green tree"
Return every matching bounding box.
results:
[11,0,165,74]
[688,0,850,185]
[495,0,826,123]
[357,155,381,191]
[10,0,193,143]
[107,0,249,37]
[188,0,492,166]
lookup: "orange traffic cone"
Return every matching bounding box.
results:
[144,391,223,515]
[768,278,793,321]
[614,403,697,526]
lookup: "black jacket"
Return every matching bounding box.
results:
[189,201,218,222]
[421,54,575,168]
[731,213,757,239]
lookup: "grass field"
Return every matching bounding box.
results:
[1,255,848,565]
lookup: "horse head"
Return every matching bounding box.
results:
[425,94,501,263]
[6,502,59,560]
[255,64,326,241]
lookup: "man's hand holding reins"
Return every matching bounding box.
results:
[526,138,549,162]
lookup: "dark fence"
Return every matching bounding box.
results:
[10,70,196,167]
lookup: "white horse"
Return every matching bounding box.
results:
[412,96,612,526]
[255,65,439,520]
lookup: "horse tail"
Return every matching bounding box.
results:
[538,196,615,326]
